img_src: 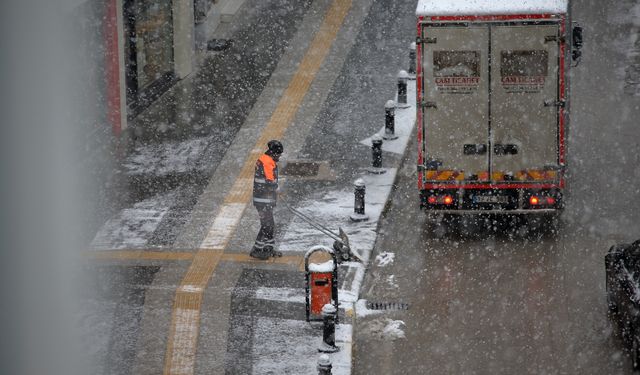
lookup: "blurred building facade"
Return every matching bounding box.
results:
[74,0,228,138]
[69,0,227,241]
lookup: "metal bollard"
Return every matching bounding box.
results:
[383,100,398,140]
[318,304,339,353]
[408,42,416,78]
[368,134,386,174]
[397,70,409,106]
[317,354,332,375]
[372,134,383,168]
[350,179,369,222]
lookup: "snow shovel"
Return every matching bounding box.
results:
[281,199,363,263]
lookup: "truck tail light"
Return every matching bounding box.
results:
[427,196,437,204]
[443,195,454,205]
[528,195,556,207]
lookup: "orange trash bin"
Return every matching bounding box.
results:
[305,245,338,322]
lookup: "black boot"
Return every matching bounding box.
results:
[250,246,270,260]
[264,245,282,258]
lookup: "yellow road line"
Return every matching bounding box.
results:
[163,1,352,373]
[221,253,306,270]
[164,249,223,375]
[85,250,195,261]
[84,250,305,269]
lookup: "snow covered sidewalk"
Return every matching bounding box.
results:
[246,80,416,374]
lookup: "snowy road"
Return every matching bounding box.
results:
[354,144,634,373]
[354,0,640,373]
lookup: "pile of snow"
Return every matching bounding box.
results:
[309,259,336,273]
[375,252,395,267]
[357,316,406,341]
[386,275,399,289]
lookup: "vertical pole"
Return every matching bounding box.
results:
[383,100,398,140]
[317,354,333,375]
[409,42,416,77]
[397,70,408,106]
[370,134,385,172]
[318,304,339,353]
[350,179,369,222]
[354,179,365,215]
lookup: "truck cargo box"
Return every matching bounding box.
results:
[416,0,576,214]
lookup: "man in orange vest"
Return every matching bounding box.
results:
[250,140,284,260]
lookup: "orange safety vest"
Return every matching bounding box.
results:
[253,154,278,206]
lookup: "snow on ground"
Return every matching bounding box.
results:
[279,169,397,307]
[255,287,306,304]
[251,318,352,375]
[257,78,416,374]
[91,137,211,250]
[375,252,395,267]
[381,319,406,340]
[354,299,385,318]
[386,274,399,288]
[270,169,399,374]
[90,190,177,250]
[123,138,211,175]
[279,169,397,258]
[357,317,406,341]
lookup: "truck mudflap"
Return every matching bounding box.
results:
[420,187,563,213]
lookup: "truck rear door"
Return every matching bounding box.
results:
[490,24,561,183]
[420,22,562,184]
[421,26,489,182]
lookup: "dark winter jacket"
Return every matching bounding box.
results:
[253,153,278,207]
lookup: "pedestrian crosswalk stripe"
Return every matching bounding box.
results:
[200,203,246,250]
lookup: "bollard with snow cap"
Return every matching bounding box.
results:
[397,70,409,107]
[317,354,333,374]
[368,134,386,174]
[383,100,398,140]
[318,303,339,353]
[350,178,369,222]
[408,42,416,78]
[305,245,338,322]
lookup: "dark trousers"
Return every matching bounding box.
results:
[253,204,275,251]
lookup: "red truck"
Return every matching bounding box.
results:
[416,0,582,216]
